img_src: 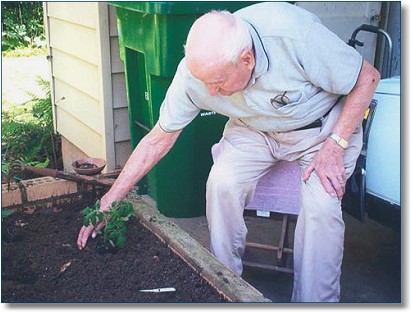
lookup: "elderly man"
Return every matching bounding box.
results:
[78,2,380,302]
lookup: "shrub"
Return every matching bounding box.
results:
[2,77,62,184]
[1,2,46,53]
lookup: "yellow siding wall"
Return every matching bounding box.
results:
[47,2,103,161]
[45,2,130,171]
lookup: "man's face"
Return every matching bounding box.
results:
[188,50,255,96]
[201,63,250,96]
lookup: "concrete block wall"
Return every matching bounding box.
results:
[1,176,91,211]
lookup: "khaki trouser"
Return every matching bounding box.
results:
[206,101,362,302]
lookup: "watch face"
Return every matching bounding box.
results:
[339,139,348,148]
[329,133,348,148]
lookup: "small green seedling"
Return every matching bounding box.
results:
[81,200,134,249]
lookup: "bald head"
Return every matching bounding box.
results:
[185,11,252,71]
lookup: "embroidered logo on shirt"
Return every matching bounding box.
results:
[270,91,290,109]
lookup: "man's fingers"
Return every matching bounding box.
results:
[91,221,105,238]
[303,163,315,182]
[304,154,346,200]
[77,199,111,250]
[320,176,346,200]
[77,225,95,250]
[318,174,335,197]
[77,220,106,249]
[330,176,346,200]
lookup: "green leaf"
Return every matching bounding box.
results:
[97,212,104,222]
[83,218,89,227]
[116,235,126,249]
[90,215,96,226]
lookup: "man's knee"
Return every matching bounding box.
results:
[301,178,343,221]
[207,163,239,195]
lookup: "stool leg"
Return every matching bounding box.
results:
[277,214,289,261]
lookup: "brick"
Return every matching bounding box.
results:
[1,182,22,207]
[22,177,78,202]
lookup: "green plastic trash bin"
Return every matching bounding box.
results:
[110,1,256,217]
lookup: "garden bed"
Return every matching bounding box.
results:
[1,179,270,303]
[2,201,224,303]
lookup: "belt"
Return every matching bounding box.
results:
[293,96,343,131]
[294,116,325,131]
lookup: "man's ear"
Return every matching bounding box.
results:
[240,49,255,70]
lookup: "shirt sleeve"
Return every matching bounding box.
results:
[301,20,363,95]
[158,60,201,132]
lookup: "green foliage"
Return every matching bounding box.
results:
[81,200,135,249]
[1,1,46,52]
[1,208,14,219]
[2,77,62,184]
[2,46,47,58]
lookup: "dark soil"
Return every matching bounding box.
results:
[1,203,226,303]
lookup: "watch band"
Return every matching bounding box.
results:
[328,132,349,149]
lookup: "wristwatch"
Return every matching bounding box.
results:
[328,132,349,149]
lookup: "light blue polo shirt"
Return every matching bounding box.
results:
[158,2,363,133]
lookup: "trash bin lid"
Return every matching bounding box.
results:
[108,1,256,15]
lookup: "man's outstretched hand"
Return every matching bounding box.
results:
[77,198,111,250]
[77,220,105,250]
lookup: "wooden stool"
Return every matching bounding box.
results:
[244,160,301,274]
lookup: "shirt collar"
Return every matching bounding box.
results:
[245,21,269,87]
